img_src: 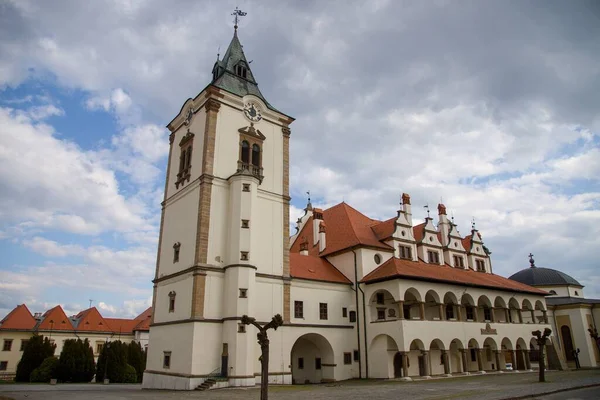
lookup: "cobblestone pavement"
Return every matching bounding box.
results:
[0,370,599,400]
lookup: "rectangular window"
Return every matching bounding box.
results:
[298,357,304,369]
[173,242,180,263]
[319,303,328,320]
[349,311,357,323]
[476,259,485,271]
[163,351,171,369]
[96,343,104,354]
[376,292,384,304]
[484,307,491,321]
[344,353,352,365]
[353,350,360,361]
[242,183,251,192]
[466,306,474,321]
[0,361,7,371]
[2,340,12,352]
[239,288,248,298]
[342,307,348,318]
[168,292,176,313]
[470,349,477,362]
[315,358,321,370]
[294,301,304,319]
[20,340,29,351]
[238,324,246,333]
[453,255,464,268]
[241,219,249,229]
[399,245,412,260]
[427,251,439,264]
[377,308,386,320]
[445,304,454,320]
[403,304,411,319]
[240,251,249,261]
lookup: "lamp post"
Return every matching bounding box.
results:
[532,328,552,382]
[241,314,283,400]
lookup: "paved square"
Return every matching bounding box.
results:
[0,370,599,400]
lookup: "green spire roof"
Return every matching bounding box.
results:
[211,30,279,112]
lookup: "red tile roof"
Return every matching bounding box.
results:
[362,258,547,295]
[461,236,472,252]
[133,307,152,331]
[72,307,110,332]
[413,222,426,242]
[371,217,396,240]
[290,253,351,283]
[290,202,393,257]
[0,304,36,330]
[37,306,74,331]
[104,318,140,335]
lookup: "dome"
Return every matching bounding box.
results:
[509,267,582,287]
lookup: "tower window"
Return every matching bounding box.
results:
[239,288,247,298]
[240,251,249,261]
[342,307,348,318]
[163,351,171,369]
[242,183,251,192]
[238,324,246,333]
[252,144,260,167]
[235,64,248,78]
[168,291,176,312]
[173,242,180,263]
[176,132,194,189]
[241,140,250,164]
[241,219,249,228]
[349,311,357,322]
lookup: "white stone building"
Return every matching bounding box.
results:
[143,28,555,390]
[509,259,600,368]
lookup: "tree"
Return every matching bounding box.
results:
[15,335,56,382]
[57,339,94,382]
[127,342,145,383]
[241,314,283,400]
[30,356,59,382]
[96,340,135,383]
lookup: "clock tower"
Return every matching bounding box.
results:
[143,25,294,390]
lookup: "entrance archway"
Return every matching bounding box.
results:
[561,325,575,361]
[368,334,399,379]
[290,333,335,384]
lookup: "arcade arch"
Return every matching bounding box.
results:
[290,333,334,384]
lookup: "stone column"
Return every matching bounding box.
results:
[419,302,425,320]
[517,309,523,323]
[473,306,479,322]
[524,350,532,370]
[421,351,430,376]
[542,310,548,324]
[398,300,405,319]
[530,309,535,323]
[504,308,510,323]
[460,349,469,374]
[442,350,450,375]
[457,305,463,321]
[401,352,409,378]
[438,303,445,320]
[494,350,502,372]
[511,350,518,371]
[477,348,484,372]
[490,307,496,322]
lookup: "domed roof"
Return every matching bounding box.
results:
[509,267,582,287]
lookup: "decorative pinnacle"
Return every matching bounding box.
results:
[232,7,247,30]
[471,217,476,230]
[529,253,536,268]
[424,204,430,218]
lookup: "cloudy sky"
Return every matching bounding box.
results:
[1,0,599,318]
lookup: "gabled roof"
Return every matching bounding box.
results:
[371,217,396,241]
[133,307,152,332]
[71,307,110,332]
[104,318,140,335]
[290,253,351,284]
[362,257,547,295]
[37,306,74,331]
[290,202,393,257]
[461,236,472,252]
[413,223,426,242]
[0,304,36,330]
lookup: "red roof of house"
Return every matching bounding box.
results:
[362,257,547,295]
[72,307,110,332]
[104,318,140,335]
[461,236,472,252]
[133,307,152,331]
[290,253,350,284]
[371,217,396,240]
[0,304,37,330]
[290,202,393,257]
[413,222,426,242]
[37,306,75,331]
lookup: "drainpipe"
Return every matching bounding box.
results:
[352,249,369,379]
[352,250,362,379]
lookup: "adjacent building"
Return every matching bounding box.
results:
[0,304,151,378]
[143,26,555,390]
[509,258,600,368]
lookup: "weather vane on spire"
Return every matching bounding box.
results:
[232,7,247,30]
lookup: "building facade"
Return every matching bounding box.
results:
[510,260,600,368]
[143,28,555,391]
[0,304,150,379]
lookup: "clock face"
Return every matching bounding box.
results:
[243,102,262,122]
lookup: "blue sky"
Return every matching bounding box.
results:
[1,0,599,318]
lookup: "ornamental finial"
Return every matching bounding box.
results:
[529,253,536,268]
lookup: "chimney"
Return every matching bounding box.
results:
[299,236,309,256]
[312,208,323,245]
[437,203,450,246]
[402,193,412,226]
[318,221,327,253]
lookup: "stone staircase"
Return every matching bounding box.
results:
[195,376,229,391]
[195,378,217,391]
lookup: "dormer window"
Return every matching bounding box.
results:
[235,63,248,79]
[427,250,439,264]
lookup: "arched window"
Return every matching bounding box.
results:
[549,290,557,295]
[252,144,260,167]
[445,304,454,320]
[241,141,250,164]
